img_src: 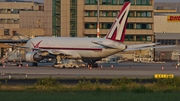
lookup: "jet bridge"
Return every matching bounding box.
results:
[172,50,180,66]
[0,33,29,66]
[0,47,23,66]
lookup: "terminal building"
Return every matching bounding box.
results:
[154,2,180,60]
[0,0,44,37]
[0,0,44,59]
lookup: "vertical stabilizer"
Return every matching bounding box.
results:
[106,2,131,42]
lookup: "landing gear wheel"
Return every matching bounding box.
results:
[32,62,38,66]
[73,66,76,69]
[87,63,98,68]
[17,63,23,67]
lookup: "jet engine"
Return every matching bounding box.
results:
[26,52,43,62]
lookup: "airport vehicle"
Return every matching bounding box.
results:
[54,59,80,69]
[10,2,176,68]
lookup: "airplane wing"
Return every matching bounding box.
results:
[33,48,80,57]
[7,43,76,56]
[127,43,160,48]
[91,41,118,49]
[125,45,177,51]
[47,50,73,56]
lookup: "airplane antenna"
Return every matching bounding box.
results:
[97,0,100,38]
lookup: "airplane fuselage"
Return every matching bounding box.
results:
[26,37,126,61]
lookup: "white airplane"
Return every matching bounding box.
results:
[22,2,174,67]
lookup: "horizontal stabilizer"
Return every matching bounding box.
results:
[127,43,160,49]
[91,41,118,49]
[125,45,177,51]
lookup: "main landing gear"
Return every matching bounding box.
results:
[53,55,61,67]
[87,62,98,68]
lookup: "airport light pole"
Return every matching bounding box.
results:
[97,0,100,38]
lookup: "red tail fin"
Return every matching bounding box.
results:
[106,2,131,42]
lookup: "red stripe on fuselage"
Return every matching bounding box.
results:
[38,47,102,51]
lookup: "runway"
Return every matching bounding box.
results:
[0,61,179,79]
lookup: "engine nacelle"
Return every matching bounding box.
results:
[26,52,43,62]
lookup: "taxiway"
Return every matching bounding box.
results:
[0,61,179,79]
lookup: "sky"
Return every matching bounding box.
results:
[22,0,180,3]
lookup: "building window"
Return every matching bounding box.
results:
[107,11,112,16]
[126,23,134,29]
[141,12,146,17]
[136,24,141,29]
[157,39,176,45]
[0,9,7,14]
[84,12,89,16]
[90,11,95,16]
[112,0,118,5]
[136,0,152,5]
[141,24,147,29]
[85,0,89,4]
[85,34,97,37]
[169,40,176,45]
[136,11,152,17]
[119,0,124,5]
[4,29,10,36]
[136,35,152,41]
[146,24,152,29]
[70,33,76,37]
[112,11,117,16]
[90,0,96,4]
[178,40,180,45]
[130,0,135,5]
[11,9,19,14]
[85,23,89,28]
[102,0,106,4]
[148,0,152,5]
[125,35,134,41]
[85,0,97,4]
[136,0,141,5]
[84,11,97,17]
[142,0,147,5]
[100,11,118,17]
[7,9,11,14]
[136,23,152,29]
[107,0,112,4]
[147,36,152,41]
[129,11,135,17]
[101,23,112,29]
[0,19,5,24]
[84,23,97,29]
[147,12,152,17]
[101,11,106,16]
[7,19,13,24]
[71,23,75,30]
